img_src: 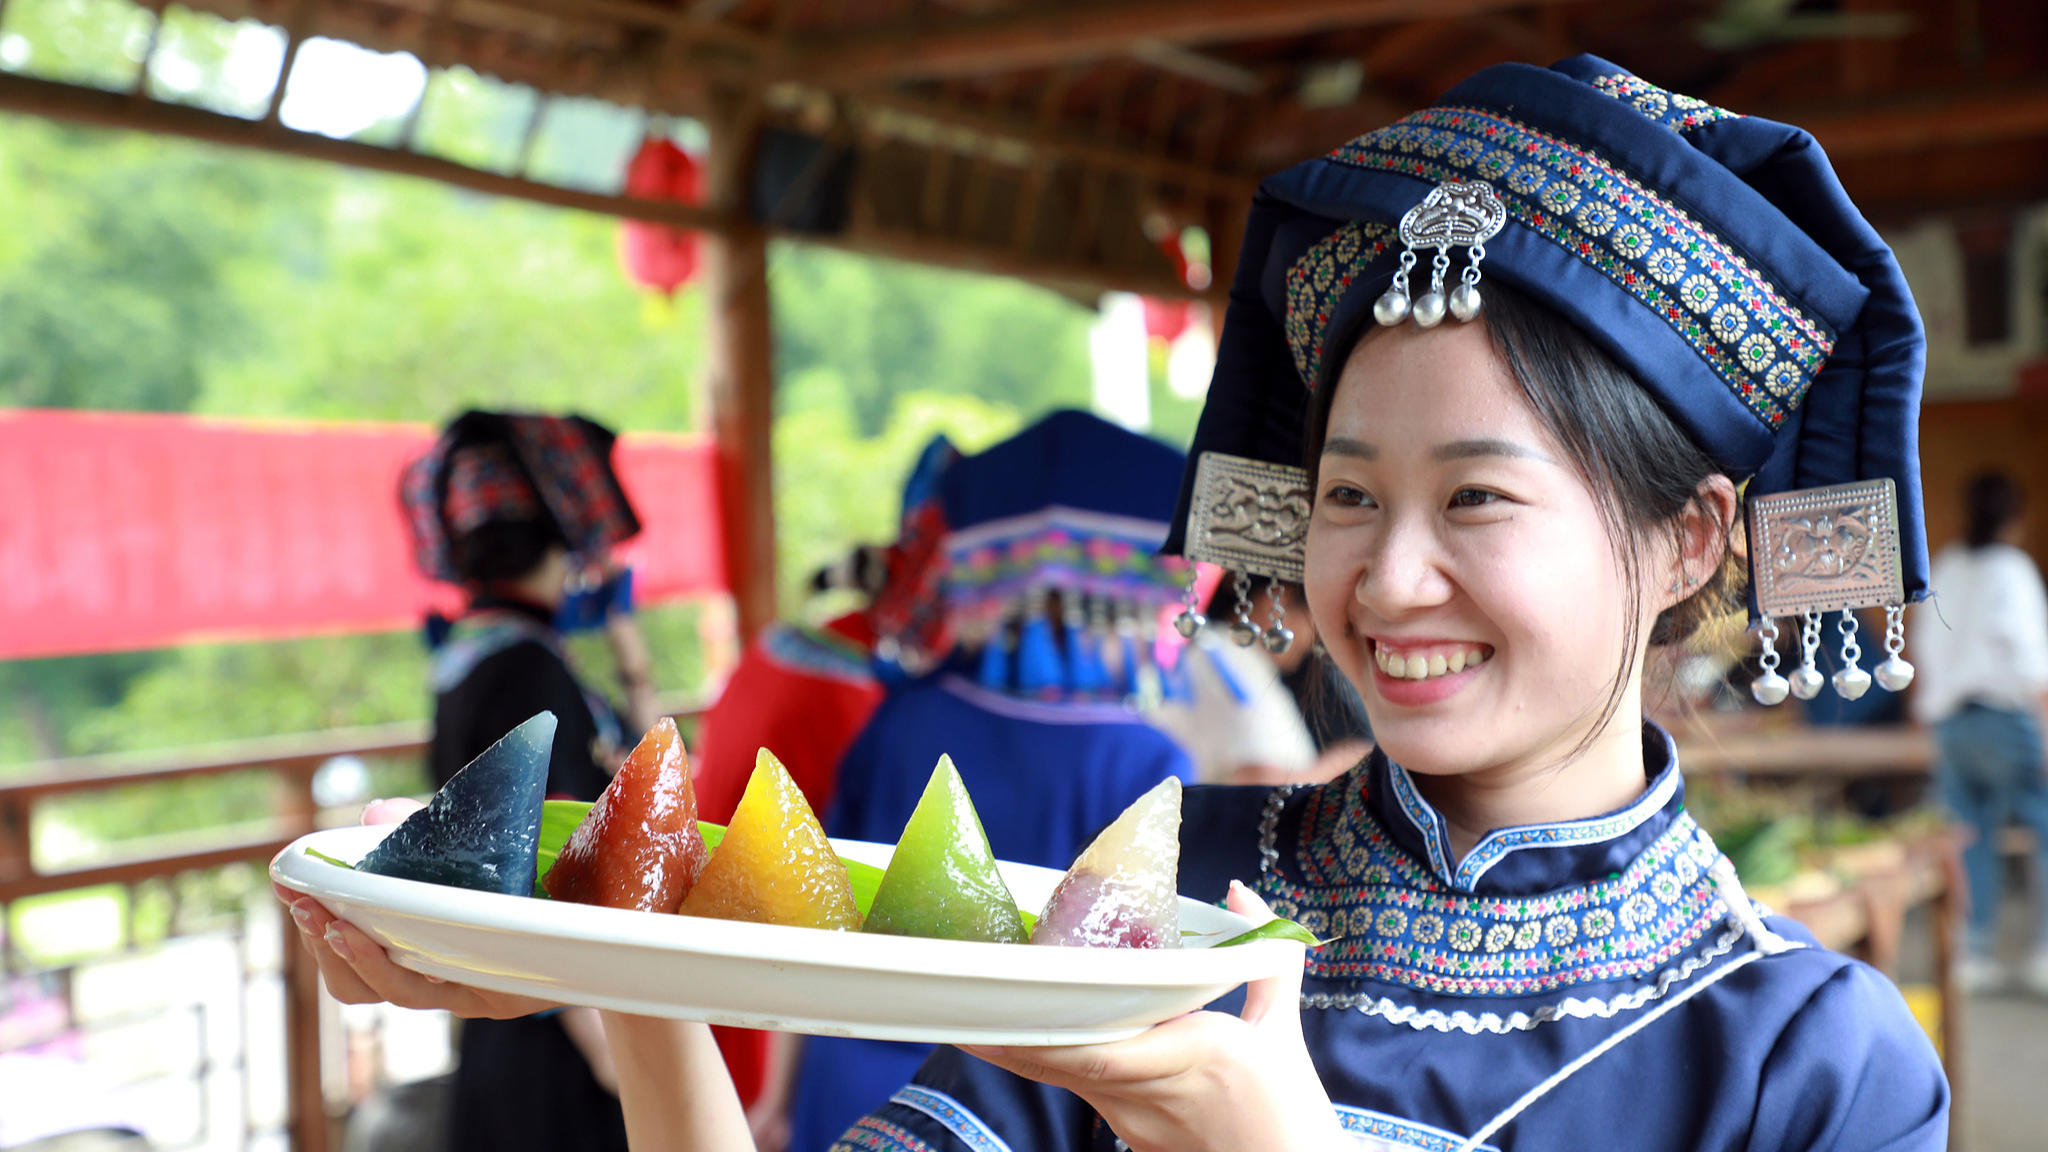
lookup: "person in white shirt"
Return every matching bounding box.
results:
[1911,470,2048,993]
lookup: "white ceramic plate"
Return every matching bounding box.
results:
[270,825,1300,1045]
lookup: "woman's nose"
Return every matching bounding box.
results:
[1354,516,1453,616]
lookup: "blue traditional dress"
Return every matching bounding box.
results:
[789,412,1201,1152]
[832,726,1947,1152]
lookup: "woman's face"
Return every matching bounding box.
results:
[1303,319,1653,780]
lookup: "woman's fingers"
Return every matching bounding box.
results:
[964,1011,1243,1094]
[361,797,426,825]
[1226,880,1307,1032]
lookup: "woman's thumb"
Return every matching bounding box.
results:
[1227,880,1307,1033]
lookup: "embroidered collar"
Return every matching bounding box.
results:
[1255,724,1733,999]
[1371,724,1684,895]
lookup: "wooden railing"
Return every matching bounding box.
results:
[0,697,707,1152]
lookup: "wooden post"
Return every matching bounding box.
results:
[701,90,778,641]
[283,915,331,1152]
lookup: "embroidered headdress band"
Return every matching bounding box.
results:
[1161,55,1928,703]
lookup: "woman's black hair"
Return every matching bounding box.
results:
[1963,470,2023,549]
[451,519,566,585]
[1301,282,1740,752]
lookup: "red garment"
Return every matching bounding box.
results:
[690,612,882,1104]
[693,613,884,823]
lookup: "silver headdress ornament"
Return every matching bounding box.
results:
[1374,180,1509,329]
[1746,478,1914,706]
[1175,453,1311,654]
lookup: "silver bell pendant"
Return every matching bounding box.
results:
[1373,287,1411,326]
[1411,291,1447,329]
[1788,665,1825,701]
[1229,619,1262,647]
[1449,283,1482,322]
[1832,664,1873,701]
[1173,609,1204,639]
[1750,670,1790,706]
[1262,626,1295,654]
[1874,655,1916,692]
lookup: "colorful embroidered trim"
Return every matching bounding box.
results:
[1332,1105,1498,1152]
[1255,774,1733,996]
[1325,106,1834,429]
[888,1087,1015,1152]
[830,1116,936,1152]
[1283,220,1397,387]
[942,507,1190,608]
[1587,71,1740,134]
[762,622,875,685]
[1306,921,1748,1033]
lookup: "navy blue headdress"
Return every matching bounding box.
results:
[936,410,1191,698]
[1166,56,1927,706]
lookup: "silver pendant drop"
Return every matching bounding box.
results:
[1449,282,1482,322]
[1874,656,1915,692]
[1173,609,1204,639]
[1373,287,1411,326]
[1751,616,1789,706]
[1412,292,1447,328]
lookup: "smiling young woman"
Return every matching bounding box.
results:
[282,55,1948,1152]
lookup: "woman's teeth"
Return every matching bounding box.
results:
[1374,645,1491,680]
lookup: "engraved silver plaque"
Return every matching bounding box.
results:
[1183,452,1311,584]
[1749,478,1904,618]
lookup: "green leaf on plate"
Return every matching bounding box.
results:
[1212,918,1325,949]
[305,847,355,870]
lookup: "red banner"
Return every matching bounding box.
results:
[0,410,726,660]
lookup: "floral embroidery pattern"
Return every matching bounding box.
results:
[1326,107,1834,429]
[1588,71,1740,134]
[830,1117,936,1152]
[1333,1105,1498,1152]
[1283,220,1396,386]
[1255,770,1731,997]
[887,1087,1013,1152]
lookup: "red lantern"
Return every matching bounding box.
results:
[619,137,703,297]
[1141,232,1208,345]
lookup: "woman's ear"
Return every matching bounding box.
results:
[1665,475,1741,606]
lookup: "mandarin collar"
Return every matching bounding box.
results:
[1363,723,1686,897]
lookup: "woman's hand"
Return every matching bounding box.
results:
[963,881,1347,1152]
[271,797,562,1019]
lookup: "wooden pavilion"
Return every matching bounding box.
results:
[3,0,2041,643]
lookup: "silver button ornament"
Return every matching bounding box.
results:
[1375,181,1506,330]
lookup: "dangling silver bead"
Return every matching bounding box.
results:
[1229,569,1261,646]
[1373,288,1411,327]
[1874,604,1914,692]
[1751,616,1789,706]
[1751,670,1790,706]
[1412,291,1447,328]
[1173,609,1204,639]
[1230,619,1261,646]
[1832,665,1872,700]
[1789,665,1825,700]
[1262,626,1295,654]
[1448,282,1482,322]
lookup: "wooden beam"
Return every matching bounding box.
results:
[790,0,1591,85]
[823,224,1199,300]
[0,71,729,231]
[1779,85,2048,159]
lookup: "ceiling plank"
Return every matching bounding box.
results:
[1786,85,2048,159]
[790,0,1594,85]
[0,70,729,232]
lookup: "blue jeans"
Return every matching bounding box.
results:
[1934,704,2048,953]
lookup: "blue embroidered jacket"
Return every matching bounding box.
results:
[831,725,1948,1152]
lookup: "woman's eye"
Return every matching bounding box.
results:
[1323,484,1373,509]
[1450,488,1502,508]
